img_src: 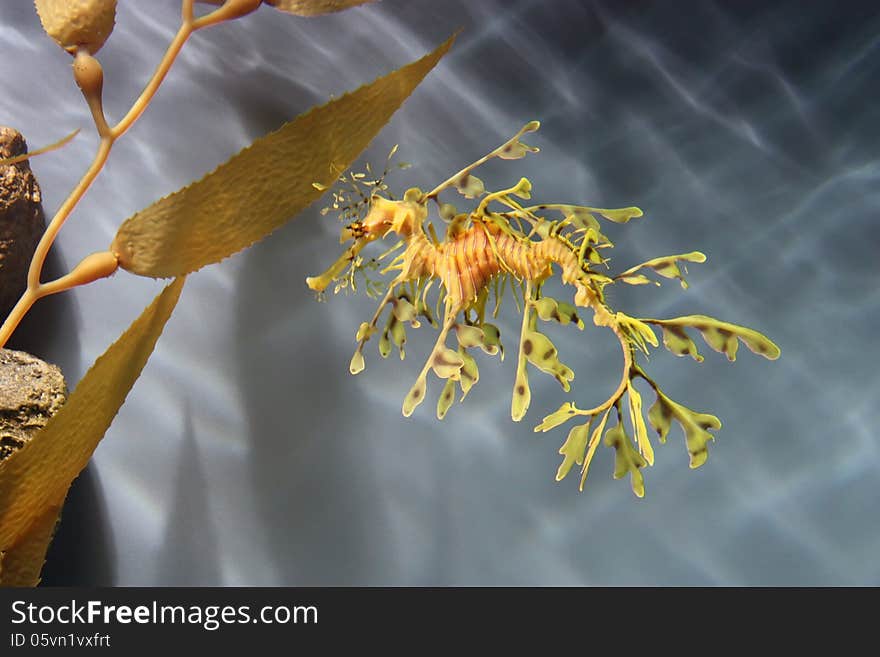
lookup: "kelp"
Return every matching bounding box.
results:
[112,34,455,277]
[0,279,184,585]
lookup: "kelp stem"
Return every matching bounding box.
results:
[0,1,242,348]
[112,18,194,138]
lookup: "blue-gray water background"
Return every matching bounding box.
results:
[1,0,877,585]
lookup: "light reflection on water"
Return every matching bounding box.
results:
[0,1,877,585]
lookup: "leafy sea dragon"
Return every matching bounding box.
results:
[306,122,780,497]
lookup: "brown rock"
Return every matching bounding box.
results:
[0,349,67,462]
[0,127,46,317]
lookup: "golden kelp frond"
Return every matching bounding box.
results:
[0,503,62,587]
[112,33,455,278]
[265,0,376,16]
[309,122,780,497]
[0,279,184,578]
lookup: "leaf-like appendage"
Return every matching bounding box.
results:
[511,359,530,422]
[557,206,601,232]
[535,401,579,433]
[402,375,427,417]
[437,378,456,420]
[511,177,532,199]
[533,297,583,329]
[349,349,365,374]
[392,298,418,323]
[615,252,706,289]
[522,330,574,391]
[112,34,455,277]
[265,0,376,16]
[617,274,657,287]
[556,422,590,481]
[355,321,375,342]
[604,418,647,498]
[646,393,672,443]
[0,278,184,572]
[586,273,614,289]
[496,128,540,160]
[647,389,721,468]
[649,315,780,362]
[579,409,611,490]
[497,142,538,161]
[555,301,583,329]
[586,247,607,266]
[389,316,406,359]
[455,174,485,199]
[417,295,438,329]
[543,204,642,230]
[455,324,484,349]
[589,206,644,224]
[617,314,658,355]
[431,347,464,380]
[458,351,479,399]
[438,203,457,222]
[627,381,653,466]
[479,323,503,359]
[659,325,704,362]
[378,326,392,358]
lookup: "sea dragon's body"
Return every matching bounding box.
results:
[307,122,779,497]
[350,197,606,311]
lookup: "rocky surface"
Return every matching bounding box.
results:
[0,348,67,462]
[0,126,45,318]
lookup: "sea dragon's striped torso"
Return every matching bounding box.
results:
[379,201,600,312]
[306,122,779,497]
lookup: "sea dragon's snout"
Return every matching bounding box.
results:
[306,194,425,292]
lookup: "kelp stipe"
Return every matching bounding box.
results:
[309,122,780,497]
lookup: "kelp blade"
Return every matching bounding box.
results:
[112,35,455,278]
[266,0,376,15]
[0,278,184,580]
[0,502,62,587]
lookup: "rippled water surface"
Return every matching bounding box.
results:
[1,1,877,585]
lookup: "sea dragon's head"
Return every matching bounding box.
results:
[343,190,426,241]
[306,190,426,293]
